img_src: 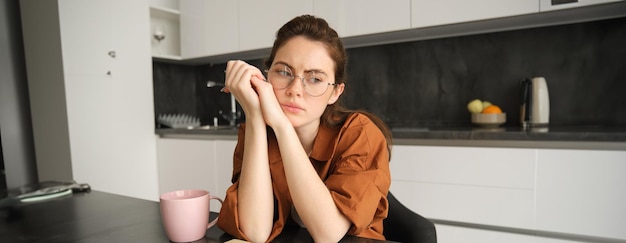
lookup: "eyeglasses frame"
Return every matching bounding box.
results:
[264,65,337,97]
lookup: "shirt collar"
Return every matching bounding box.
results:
[309,123,340,162]
[267,124,341,164]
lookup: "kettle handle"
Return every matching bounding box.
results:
[519,78,532,126]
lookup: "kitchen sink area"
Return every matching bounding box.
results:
[193,125,239,130]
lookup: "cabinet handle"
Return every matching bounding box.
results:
[551,0,577,5]
[108,51,116,58]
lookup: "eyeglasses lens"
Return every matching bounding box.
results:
[267,64,331,97]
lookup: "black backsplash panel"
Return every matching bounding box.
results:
[152,62,197,116]
[153,17,626,127]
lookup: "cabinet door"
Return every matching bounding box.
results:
[157,139,236,212]
[180,0,238,58]
[64,75,115,180]
[58,0,113,76]
[390,145,536,229]
[215,140,237,210]
[59,0,159,201]
[436,224,540,243]
[157,139,217,196]
[109,0,159,201]
[535,149,626,240]
[313,0,411,37]
[150,6,181,58]
[540,0,623,11]
[238,0,313,51]
[411,0,539,28]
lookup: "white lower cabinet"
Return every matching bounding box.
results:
[155,140,626,240]
[215,139,238,210]
[390,145,626,242]
[535,149,626,241]
[436,225,539,243]
[157,138,236,211]
[390,145,536,230]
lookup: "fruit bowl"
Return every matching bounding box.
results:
[472,113,506,127]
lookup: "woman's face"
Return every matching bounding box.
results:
[269,36,344,130]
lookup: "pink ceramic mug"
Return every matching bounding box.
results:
[159,189,223,242]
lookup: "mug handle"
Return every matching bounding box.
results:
[207,195,224,229]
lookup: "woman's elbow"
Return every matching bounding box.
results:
[246,234,270,243]
[241,225,272,243]
[311,232,346,243]
[309,225,350,243]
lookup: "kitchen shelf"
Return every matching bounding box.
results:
[152,54,182,61]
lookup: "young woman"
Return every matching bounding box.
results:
[217,15,392,242]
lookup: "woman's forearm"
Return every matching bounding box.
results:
[237,117,274,242]
[272,125,351,242]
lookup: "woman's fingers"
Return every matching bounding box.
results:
[250,77,289,128]
[225,60,264,92]
[224,60,266,117]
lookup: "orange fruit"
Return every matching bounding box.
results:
[482,105,503,114]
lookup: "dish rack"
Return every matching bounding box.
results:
[157,113,200,128]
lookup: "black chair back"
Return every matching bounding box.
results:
[383,192,437,243]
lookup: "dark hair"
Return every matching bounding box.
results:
[265,15,392,156]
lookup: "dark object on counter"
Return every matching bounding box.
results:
[0,180,90,208]
[384,192,437,243]
[520,78,532,128]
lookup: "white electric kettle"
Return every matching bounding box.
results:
[520,77,550,127]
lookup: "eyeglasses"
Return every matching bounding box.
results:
[265,64,336,97]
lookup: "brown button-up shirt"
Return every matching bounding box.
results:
[217,113,391,241]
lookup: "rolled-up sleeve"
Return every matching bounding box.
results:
[216,125,289,242]
[218,114,391,241]
[324,116,391,237]
[216,127,249,241]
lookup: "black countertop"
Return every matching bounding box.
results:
[157,125,626,141]
[389,125,626,142]
[156,125,626,150]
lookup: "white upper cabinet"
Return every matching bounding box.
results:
[180,0,238,58]
[540,0,623,11]
[313,0,411,37]
[179,0,312,57]
[411,0,539,28]
[176,0,621,60]
[238,0,313,51]
[150,6,181,59]
[58,0,113,76]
